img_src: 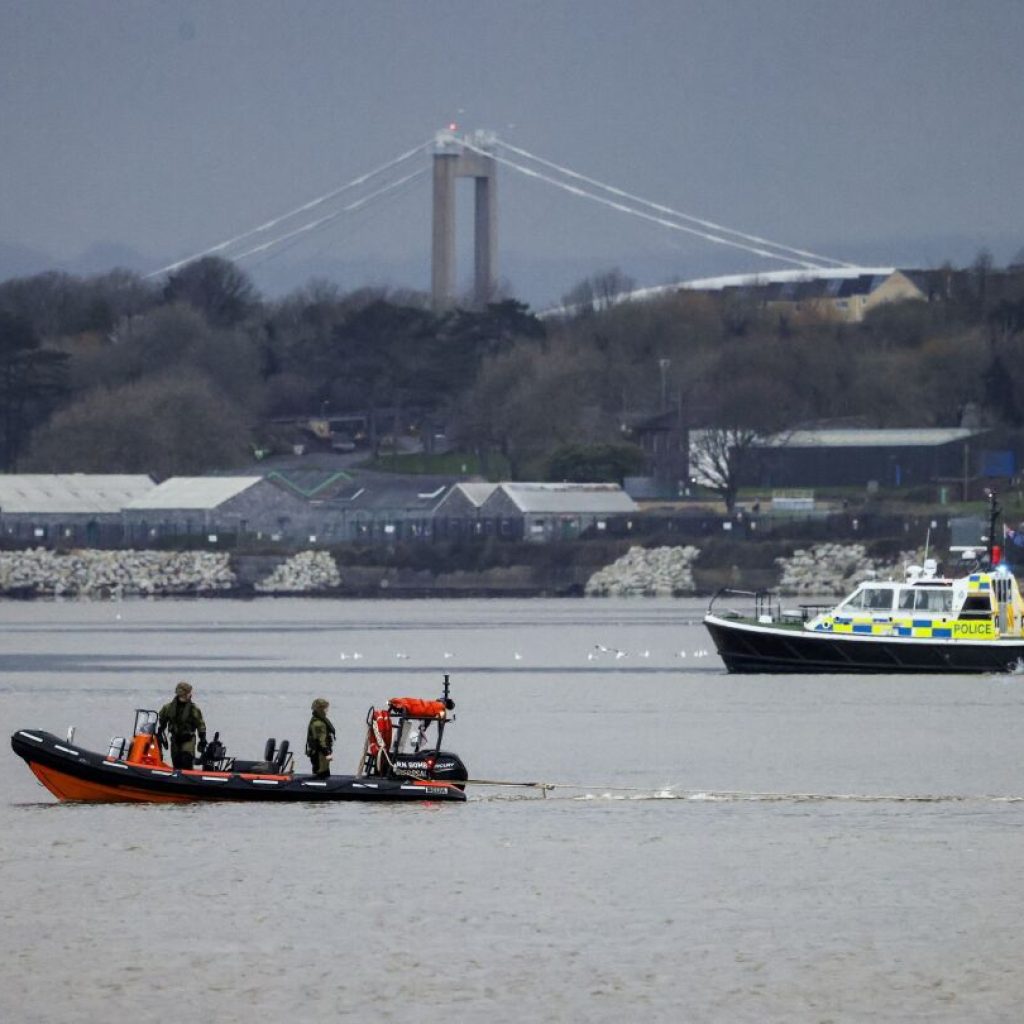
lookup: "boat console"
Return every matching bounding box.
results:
[359,676,468,786]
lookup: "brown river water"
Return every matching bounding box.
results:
[1,596,1023,1022]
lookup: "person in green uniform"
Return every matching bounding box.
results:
[157,681,207,770]
[306,698,336,778]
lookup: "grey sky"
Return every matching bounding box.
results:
[2,0,1022,305]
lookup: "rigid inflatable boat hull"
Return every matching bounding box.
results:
[11,731,466,803]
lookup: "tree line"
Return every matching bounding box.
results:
[0,253,1022,496]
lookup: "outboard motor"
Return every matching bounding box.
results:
[200,731,229,771]
[390,748,469,785]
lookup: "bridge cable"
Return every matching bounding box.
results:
[145,140,430,278]
[462,140,822,270]
[232,167,427,262]
[243,166,427,270]
[498,139,854,269]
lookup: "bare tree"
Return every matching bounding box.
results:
[689,426,761,513]
[163,256,258,328]
[560,268,636,315]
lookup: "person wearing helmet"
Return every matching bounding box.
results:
[157,681,207,770]
[306,698,336,778]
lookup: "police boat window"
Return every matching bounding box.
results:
[899,589,951,612]
[862,587,894,610]
[916,589,953,613]
[842,587,892,611]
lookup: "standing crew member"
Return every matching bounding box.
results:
[157,681,207,770]
[306,698,336,778]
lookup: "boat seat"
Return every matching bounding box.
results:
[267,739,293,774]
[234,739,293,776]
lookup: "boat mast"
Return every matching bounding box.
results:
[987,490,1001,566]
[436,673,453,749]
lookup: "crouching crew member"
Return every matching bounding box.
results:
[158,681,207,770]
[306,698,336,778]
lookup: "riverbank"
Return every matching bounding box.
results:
[0,539,936,599]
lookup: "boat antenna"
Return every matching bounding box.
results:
[987,489,1001,566]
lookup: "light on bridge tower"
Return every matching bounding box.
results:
[431,128,497,311]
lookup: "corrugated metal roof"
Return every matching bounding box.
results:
[0,474,155,514]
[263,469,353,498]
[499,483,638,514]
[322,474,458,512]
[124,477,262,510]
[756,428,985,449]
[454,483,499,507]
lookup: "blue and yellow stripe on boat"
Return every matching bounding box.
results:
[814,617,995,639]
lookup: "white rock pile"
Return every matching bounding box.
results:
[775,544,926,595]
[0,549,235,596]
[255,551,341,593]
[586,545,700,596]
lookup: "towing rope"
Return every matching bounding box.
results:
[463,779,1024,804]
[371,714,394,775]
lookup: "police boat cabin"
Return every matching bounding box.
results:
[703,557,1024,674]
[807,559,1024,642]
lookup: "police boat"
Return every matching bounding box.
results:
[704,499,1024,673]
[11,676,468,803]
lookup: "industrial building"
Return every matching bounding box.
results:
[0,474,155,546]
[122,476,314,544]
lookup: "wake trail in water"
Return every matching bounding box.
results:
[471,784,1024,804]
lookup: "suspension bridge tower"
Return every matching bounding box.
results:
[431,128,497,311]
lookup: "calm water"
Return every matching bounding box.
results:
[2,596,1023,1023]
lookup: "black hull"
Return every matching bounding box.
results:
[704,615,1024,674]
[11,731,466,803]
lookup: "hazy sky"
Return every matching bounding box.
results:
[2,0,1022,304]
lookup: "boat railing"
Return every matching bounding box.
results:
[708,590,835,624]
[797,603,834,621]
[707,588,781,622]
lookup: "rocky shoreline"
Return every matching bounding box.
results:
[0,549,236,597]
[0,542,930,599]
[585,545,700,596]
[583,543,925,597]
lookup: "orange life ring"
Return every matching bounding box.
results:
[367,708,393,756]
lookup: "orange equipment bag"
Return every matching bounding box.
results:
[388,698,446,719]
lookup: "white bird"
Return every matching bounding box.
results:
[678,651,687,659]
[513,652,522,661]
[352,652,363,660]
[443,651,454,660]
[587,651,597,661]
[395,652,409,660]
[594,644,610,653]
[640,650,650,659]
[614,650,626,659]
[339,652,348,661]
